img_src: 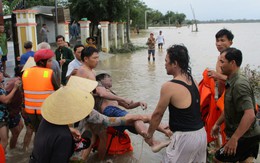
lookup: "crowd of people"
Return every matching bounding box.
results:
[0,25,259,163]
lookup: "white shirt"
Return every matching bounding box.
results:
[66,59,82,77]
[156,35,164,44]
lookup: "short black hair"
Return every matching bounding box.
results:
[56,35,65,42]
[96,73,111,81]
[24,41,32,49]
[221,47,242,67]
[215,28,234,41]
[81,46,98,61]
[73,44,84,52]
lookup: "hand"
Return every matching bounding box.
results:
[211,123,220,138]
[71,68,78,76]
[69,127,81,141]
[139,102,147,110]
[223,137,238,156]
[59,59,66,66]
[14,79,21,89]
[207,69,218,80]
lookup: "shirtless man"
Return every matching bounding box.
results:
[208,28,234,96]
[75,47,170,159]
[95,73,172,141]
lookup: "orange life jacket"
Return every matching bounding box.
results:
[0,144,5,163]
[199,69,226,143]
[22,67,54,115]
[94,127,133,155]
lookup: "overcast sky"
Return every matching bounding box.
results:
[141,0,260,21]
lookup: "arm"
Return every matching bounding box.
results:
[119,101,147,110]
[51,72,60,90]
[146,83,171,138]
[65,48,74,65]
[211,111,225,138]
[96,86,132,105]
[223,109,255,155]
[0,80,20,104]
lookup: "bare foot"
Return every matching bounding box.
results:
[151,140,171,153]
[145,138,171,153]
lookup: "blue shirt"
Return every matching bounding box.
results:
[20,51,35,65]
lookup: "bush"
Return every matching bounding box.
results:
[241,64,260,100]
[109,43,146,54]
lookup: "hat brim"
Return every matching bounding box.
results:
[66,76,98,92]
[41,87,94,125]
[21,57,36,72]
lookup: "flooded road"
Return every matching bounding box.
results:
[6,23,260,163]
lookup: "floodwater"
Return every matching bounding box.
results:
[6,23,260,163]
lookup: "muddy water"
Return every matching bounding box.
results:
[6,23,260,163]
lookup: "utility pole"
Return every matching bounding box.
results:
[126,0,130,43]
[55,0,58,37]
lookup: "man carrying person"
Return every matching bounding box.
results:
[95,72,172,142]
[75,47,170,159]
[211,48,260,162]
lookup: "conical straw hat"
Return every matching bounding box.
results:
[21,57,36,72]
[66,76,98,92]
[41,86,94,125]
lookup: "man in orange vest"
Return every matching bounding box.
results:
[22,49,60,132]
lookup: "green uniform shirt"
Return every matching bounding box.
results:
[0,33,8,56]
[55,46,74,85]
[224,71,260,138]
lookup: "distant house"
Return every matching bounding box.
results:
[4,6,70,44]
[30,6,56,43]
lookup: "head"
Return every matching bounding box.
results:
[219,47,242,77]
[34,49,54,68]
[215,29,234,52]
[73,44,84,61]
[56,35,65,48]
[37,42,51,50]
[165,44,191,77]
[42,24,47,28]
[150,33,154,38]
[0,24,4,33]
[159,31,162,35]
[86,37,95,44]
[96,73,112,88]
[24,41,33,50]
[81,47,99,69]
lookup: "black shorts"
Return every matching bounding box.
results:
[215,135,260,162]
[1,55,7,62]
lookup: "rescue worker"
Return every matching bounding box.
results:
[22,49,60,132]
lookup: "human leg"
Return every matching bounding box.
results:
[215,135,260,162]
[9,116,24,149]
[23,125,34,151]
[1,56,10,78]
[148,50,151,61]
[0,125,9,151]
[163,128,207,163]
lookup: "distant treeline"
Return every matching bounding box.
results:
[198,19,260,23]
